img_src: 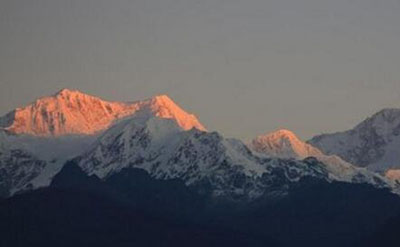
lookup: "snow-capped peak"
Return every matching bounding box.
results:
[308,108,400,171]
[137,94,206,132]
[0,89,135,136]
[0,90,206,137]
[250,129,323,159]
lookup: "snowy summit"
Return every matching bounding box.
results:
[0,89,206,137]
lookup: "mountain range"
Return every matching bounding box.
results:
[0,89,396,198]
[1,89,400,247]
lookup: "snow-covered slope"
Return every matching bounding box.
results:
[75,119,394,200]
[309,109,400,172]
[0,129,98,197]
[0,89,206,136]
[0,130,46,197]
[249,129,389,184]
[76,113,268,199]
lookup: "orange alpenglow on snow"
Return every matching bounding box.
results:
[385,169,400,181]
[250,129,323,159]
[144,94,206,132]
[0,89,206,137]
[249,129,358,173]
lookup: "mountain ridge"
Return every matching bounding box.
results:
[248,129,391,185]
[0,90,398,198]
[309,108,400,172]
[75,117,394,200]
[0,89,206,137]
[1,90,400,247]
[0,90,206,196]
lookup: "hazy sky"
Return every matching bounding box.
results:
[1,0,400,140]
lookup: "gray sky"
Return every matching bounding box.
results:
[1,0,400,140]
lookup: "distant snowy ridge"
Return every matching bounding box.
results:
[248,129,393,186]
[309,108,400,172]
